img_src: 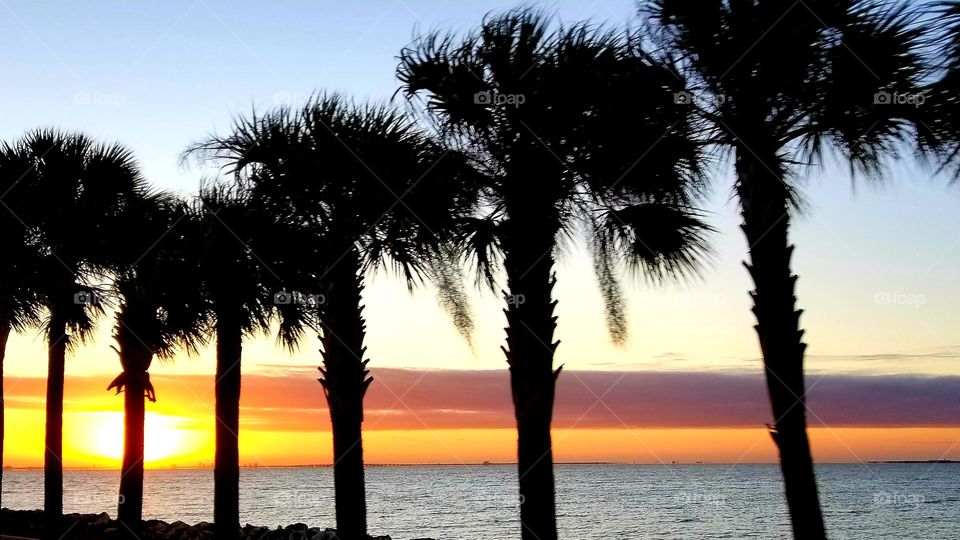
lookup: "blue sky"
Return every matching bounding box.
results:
[2,0,959,379]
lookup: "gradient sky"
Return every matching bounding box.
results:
[2,0,959,467]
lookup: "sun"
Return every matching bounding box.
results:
[91,412,184,464]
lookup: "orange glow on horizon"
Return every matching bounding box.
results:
[5,410,959,468]
[4,367,959,468]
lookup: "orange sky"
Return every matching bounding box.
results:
[5,367,959,468]
[3,220,960,469]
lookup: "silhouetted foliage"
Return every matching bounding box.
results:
[917,1,960,176]
[186,92,480,540]
[399,9,710,539]
[642,1,927,537]
[4,129,148,539]
[106,192,209,533]
[0,138,44,504]
[181,182,309,540]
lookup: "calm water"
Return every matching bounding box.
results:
[2,464,958,539]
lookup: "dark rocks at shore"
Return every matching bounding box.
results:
[0,509,433,540]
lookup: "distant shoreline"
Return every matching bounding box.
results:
[5,460,955,471]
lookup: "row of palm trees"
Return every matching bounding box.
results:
[1,2,958,540]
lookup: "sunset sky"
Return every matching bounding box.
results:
[2,0,960,468]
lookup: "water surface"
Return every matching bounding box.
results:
[3,464,957,539]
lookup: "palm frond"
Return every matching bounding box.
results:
[598,202,714,283]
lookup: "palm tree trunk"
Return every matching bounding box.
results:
[43,314,67,540]
[0,316,10,500]
[214,316,242,540]
[502,221,560,540]
[118,372,145,531]
[116,342,151,534]
[736,150,827,540]
[319,247,369,540]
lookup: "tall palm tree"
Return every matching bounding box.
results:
[8,129,147,539]
[398,11,710,540]
[186,93,476,540]
[105,193,208,534]
[642,1,926,536]
[0,144,42,498]
[187,183,308,540]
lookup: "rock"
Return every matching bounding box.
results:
[92,512,112,528]
[0,509,420,540]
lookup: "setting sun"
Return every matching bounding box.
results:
[62,411,206,467]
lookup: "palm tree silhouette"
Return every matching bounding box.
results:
[0,143,43,499]
[186,93,476,540]
[106,192,208,534]
[917,1,960,173]
[642,1,926,536]
[187,183,308,540]
[398,11,710,540]
[8,129,147,539]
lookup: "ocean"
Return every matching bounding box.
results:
[2,464,957,539]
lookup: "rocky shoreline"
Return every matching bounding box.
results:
[0,509,432,540]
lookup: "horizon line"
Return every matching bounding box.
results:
[5,460,956,471]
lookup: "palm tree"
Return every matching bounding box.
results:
[917,1,960,172]
[398,11,710,540]
[8,129,147,539]
[186,183,308,540]
[0,144,42,499]
[105,193,208,534]
[642,1,926,536]
[186,94,476,540]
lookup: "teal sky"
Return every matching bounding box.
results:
[2,0,959,379]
